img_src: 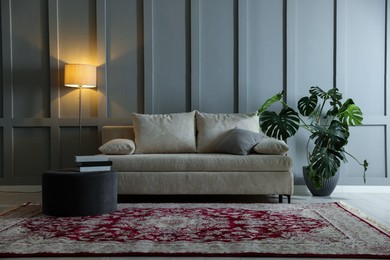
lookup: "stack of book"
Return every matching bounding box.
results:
[74,155,112,172]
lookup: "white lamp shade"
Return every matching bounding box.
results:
[64,64,97,88]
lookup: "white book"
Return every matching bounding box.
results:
[74,155,109,162]
[75,166,112,172]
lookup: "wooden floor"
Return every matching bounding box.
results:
[0,190,389,260]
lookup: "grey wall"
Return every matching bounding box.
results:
[0,0,389,186]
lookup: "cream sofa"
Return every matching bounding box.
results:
[99,111,294,203]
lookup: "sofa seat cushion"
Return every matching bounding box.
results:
[116,171,294,195]
[106,154,292,172]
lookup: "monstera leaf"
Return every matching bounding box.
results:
[337,99,363,126]
[328,87,342,99]
[309,86,328,99]
[259,107,300,140]
[257,91,284,115]
[310,120,349,151]
[327,88,343,117]
[309,146,343,189]
[297,95,318,116]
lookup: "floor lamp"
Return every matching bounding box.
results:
[64,64,97,154]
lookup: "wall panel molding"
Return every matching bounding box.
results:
[1,0,13,120]
[238,0,248,113]
[143,0,190,114]
[100,0,143,118]
[337,0,389,185]
[48,0,61,169]
[13,127,50,179]
[0,0,389,186]
[0,128,3,178]
[190,0,200,111]
[246,0,283,113]
[287,0,335,185]
[0,0,101,184]
[386,0,390,179]
[197,0,238,113]
[1,0,13,182]
[143,0,154,114]
[11,0,50,118]
[96,0,108,120]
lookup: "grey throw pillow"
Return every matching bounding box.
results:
[215,128,263,155]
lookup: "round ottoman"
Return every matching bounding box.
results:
[42,170,117,217]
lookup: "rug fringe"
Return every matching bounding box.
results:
[337,201,390,236]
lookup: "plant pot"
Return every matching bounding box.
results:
[303,166,340,196]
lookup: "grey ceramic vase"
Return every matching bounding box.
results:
[303,166,340,196]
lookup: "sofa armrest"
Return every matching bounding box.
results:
[102,126,135,144]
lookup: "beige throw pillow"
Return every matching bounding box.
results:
[131,111,196,153]
[196,111,260,153]
[253,137,289,155]
[99,139,136,155]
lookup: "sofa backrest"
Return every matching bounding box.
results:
[102,126,135,144]
[100,113,289,155]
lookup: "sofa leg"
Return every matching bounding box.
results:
[279,195,291,204]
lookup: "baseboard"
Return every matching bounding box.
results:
[0,186,41,192]
[294,185,390,195]
[0,185,389,194]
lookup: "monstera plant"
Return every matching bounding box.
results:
[257,86,368,190]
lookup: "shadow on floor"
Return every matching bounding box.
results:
[117,194,281,204]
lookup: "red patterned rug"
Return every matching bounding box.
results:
[0,202,389,258]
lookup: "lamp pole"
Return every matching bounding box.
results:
[64,64,96,156]
[79,86,82,154]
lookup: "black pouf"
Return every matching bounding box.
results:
[42,170,117,217]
